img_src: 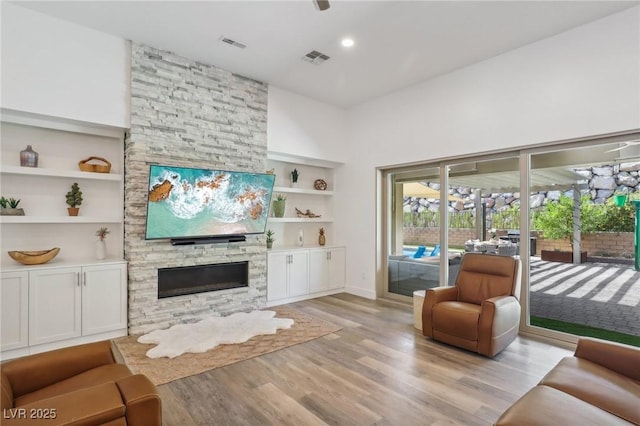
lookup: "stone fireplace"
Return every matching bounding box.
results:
[125,43,268,335]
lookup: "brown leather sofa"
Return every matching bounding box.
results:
[422,253,521,357]
[1,340,161,425]
[495,337,640,425]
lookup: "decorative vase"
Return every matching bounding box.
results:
[68,207,79,216]
[290,181,298,188]
[266,241,273,249]
[272,200,286,217]
[20,145,39,167]
[96,240,106,260]
[298,228,304,247]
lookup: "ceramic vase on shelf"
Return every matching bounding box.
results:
[298,228,304,247]
[96,240,106,260]
[272,199,286,217]
[20,145,39,167]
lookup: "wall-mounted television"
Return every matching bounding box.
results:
[145,165,275,244]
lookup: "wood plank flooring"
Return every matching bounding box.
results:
[158,294,572,425]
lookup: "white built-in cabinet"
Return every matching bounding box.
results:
[308,247,346,293]
[1,271,29,352]
[0,108,127,360]
[265,152,346,306]
[267,246,345,306]
[1,262,127,359]
[267,250,309,302]
[29,263,127,345]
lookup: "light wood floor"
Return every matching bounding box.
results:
[158,294,572,426]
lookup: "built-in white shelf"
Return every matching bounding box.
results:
[1,108,125,138]
[268,217,334,223]
[272,186,334,196]
[0,165,122,181]
[0,216,122,224]
[267,151,344,168]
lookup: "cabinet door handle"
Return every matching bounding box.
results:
[83,272,87,286]
[76,272,80,287]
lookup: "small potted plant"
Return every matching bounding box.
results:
[95,227,109,260]
[290,168,299,188]
[266,229,275,249]
[614,188,629,207]
[0,196,25,216]
[272,193,287,218]
[66,182,83,216]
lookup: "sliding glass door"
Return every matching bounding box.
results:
[380,130,640,346]
[526,137,640,344]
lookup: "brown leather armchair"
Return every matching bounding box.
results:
[1,340,162,425]
[422,253,521,357]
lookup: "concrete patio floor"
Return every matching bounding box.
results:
[529,257,640,337]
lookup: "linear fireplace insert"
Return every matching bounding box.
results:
[158,261,249,299]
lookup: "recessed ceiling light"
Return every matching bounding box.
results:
[341,38,355,48]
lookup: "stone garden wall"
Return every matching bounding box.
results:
[404,162,640,217]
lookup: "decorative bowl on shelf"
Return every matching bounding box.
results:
[78,156,111,173]
[8,247,60,265]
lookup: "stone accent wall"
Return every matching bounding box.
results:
[125,43,268,335]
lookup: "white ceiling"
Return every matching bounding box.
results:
[12,0,639,108]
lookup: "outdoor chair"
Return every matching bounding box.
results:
[422,253,521,357]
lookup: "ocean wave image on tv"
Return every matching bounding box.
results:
[145,165,275,240]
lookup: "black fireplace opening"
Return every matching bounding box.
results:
[158,261,249,299]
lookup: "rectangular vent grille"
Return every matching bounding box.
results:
[302,50,330,65]
[219,36,247,49]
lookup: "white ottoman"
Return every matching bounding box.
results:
[413,290,426,330]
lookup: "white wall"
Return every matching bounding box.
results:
[340,6,640,298]
[1,3,130,128]
[267,86,347,162]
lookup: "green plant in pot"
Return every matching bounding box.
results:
[66,182,83,216]
[0,196,24,216]
[266,229,275,249]
[272,193,287,218]
[290,168,299,187]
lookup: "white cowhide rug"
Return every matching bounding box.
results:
[138,310,294,359]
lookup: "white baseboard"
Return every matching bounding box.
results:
[344,285,376,300]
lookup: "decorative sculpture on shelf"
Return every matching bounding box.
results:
[295,207,321,218]
[314,179,327,191]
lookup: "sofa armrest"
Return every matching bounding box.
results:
[2,341,116,398]
[478,296,521,356]
[2,382,125,426]
[422,286,458,337]
[116,374,162,426]
[574,337,640,381]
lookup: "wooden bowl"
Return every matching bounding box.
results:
[78,156,111,173]
[8,247,60,265]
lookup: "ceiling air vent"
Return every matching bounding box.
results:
[302,50,330,65]
[219,36,247,49]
